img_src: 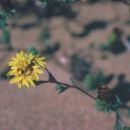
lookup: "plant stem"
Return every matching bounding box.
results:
[45,68,96,100]
[57,81,96,100]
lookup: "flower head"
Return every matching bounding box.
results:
[7,50,46,88]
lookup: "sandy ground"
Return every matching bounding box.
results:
[0,1,130,130]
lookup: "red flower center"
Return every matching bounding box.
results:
[30,68,34,72]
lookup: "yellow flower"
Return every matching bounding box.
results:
[7,50,46,88]
[8,51,34,71]
[9,66,43,88]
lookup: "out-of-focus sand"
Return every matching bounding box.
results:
[0,1,130,130]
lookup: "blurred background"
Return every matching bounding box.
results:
[0,0,130,129]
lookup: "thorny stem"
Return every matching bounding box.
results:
[45,68,96,100]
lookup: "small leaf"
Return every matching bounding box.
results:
[95,99,111,113]
[55,83,70,94]
[55,84,63,90]
[58,86,70,94]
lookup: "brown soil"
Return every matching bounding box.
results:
[0,1,130,130]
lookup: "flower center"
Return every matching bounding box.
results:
[17,68,20,72]
[30,67,34,72]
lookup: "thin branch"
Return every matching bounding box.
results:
[44,68,96,100]
[45,68,50,74]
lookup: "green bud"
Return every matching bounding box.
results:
[27,47,38,55]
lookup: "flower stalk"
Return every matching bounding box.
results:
[44,68,96,100]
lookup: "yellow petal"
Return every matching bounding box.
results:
[35,69,43,74]
[37,57,45,61]
[16,53,20,59]
[20,51,23,56]
[28,53,33,58]
[12,58,17,61]
[28,79,35,87]
[23,79,29,88]
[32,73,39,81]
[9,76,23,84]
[39,62,46,67]
[8,61,17,66]
[6,70,12,76]
[18,81,22,89]
[19,51,24,59]
[33,66,39,69]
